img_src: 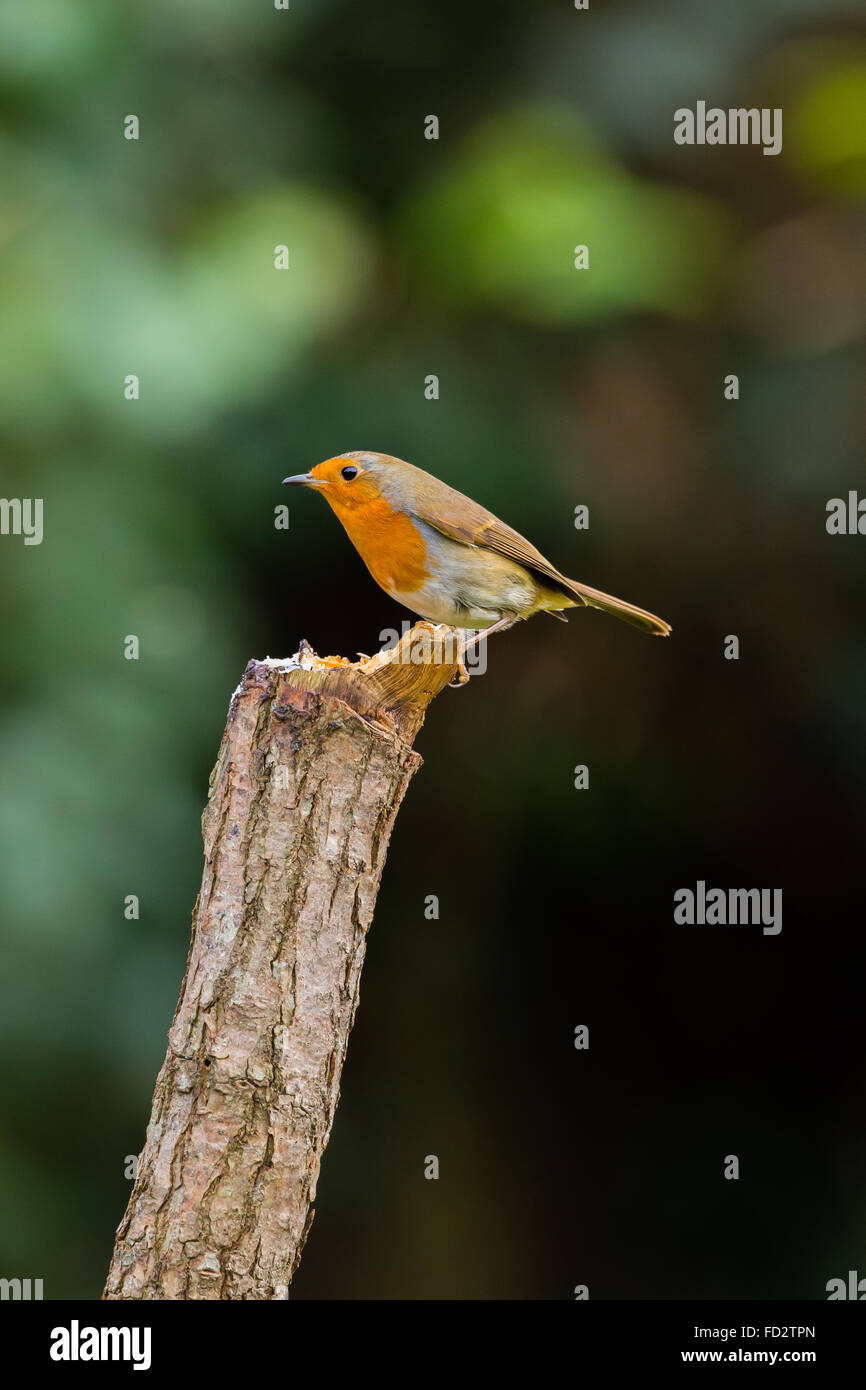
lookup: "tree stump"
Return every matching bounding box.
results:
[104,623,460,1300]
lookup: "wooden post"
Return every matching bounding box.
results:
[104,623,459,1299]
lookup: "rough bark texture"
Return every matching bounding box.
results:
[104,623,459,1300]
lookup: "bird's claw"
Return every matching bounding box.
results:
[448,657,471,689]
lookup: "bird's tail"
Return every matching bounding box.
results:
[565,579,671,637]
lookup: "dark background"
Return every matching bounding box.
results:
[1,0,865,1299]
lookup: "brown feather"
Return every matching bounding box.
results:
[402,476,575,588]
[404,473,670,637]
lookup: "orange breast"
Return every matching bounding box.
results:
[328,497,429,595]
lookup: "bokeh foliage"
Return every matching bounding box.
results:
[1,0,865,1298]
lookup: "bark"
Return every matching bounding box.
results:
[104,622,460,1300]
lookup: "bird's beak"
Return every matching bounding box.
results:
[282,472,325,487]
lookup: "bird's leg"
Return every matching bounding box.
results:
[444,626,469,688]
[448,613,519,687]
[459,612,520,654]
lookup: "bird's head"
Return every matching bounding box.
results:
[283,452,409,514]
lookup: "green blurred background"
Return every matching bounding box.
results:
[1,0,865,1299]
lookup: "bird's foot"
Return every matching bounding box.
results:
[448,655,471,688]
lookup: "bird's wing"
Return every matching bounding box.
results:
[409,476,671,635]
[409,483,576,595]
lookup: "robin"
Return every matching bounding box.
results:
[283,451,670,675]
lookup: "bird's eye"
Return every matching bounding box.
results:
[340,465,359,481]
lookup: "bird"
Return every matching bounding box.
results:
[283,452,670,672]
